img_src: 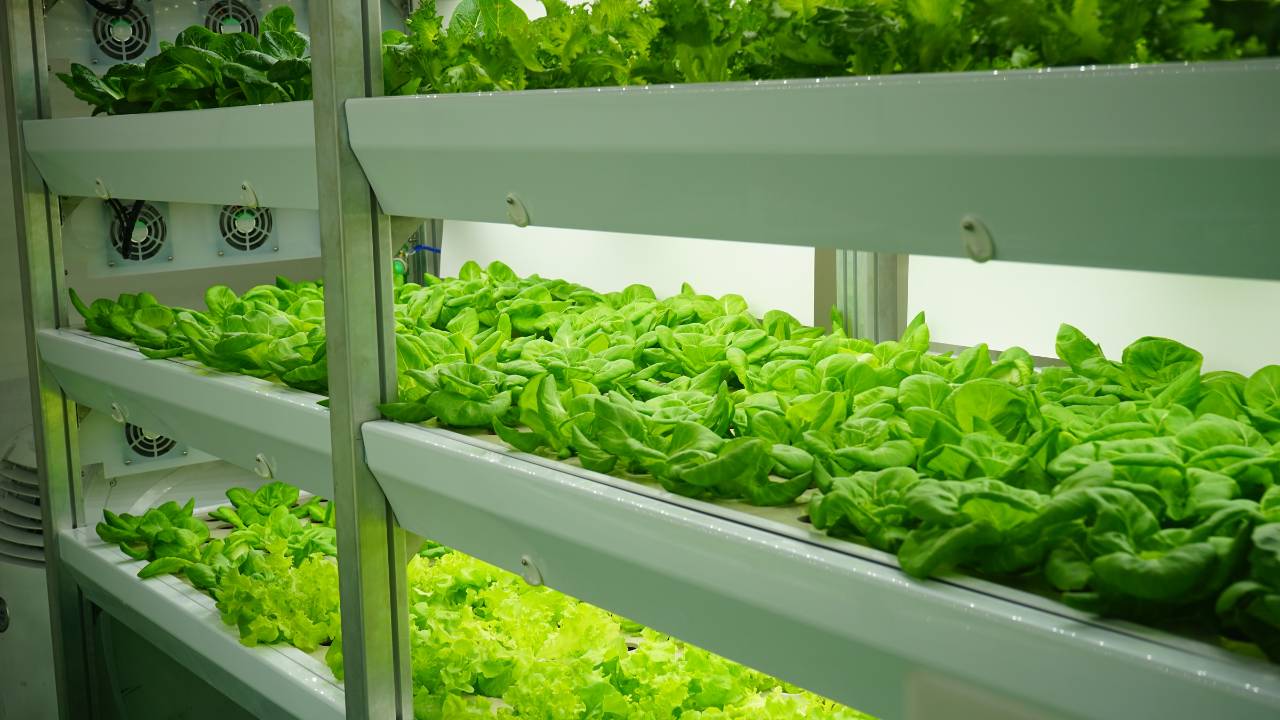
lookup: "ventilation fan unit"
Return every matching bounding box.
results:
[78,411,209,478]
[0,461,43,564]
[91,1,156,62]
[203,0,259,36]
[218,205,273,253]
[107,201,168,265]
[123,424,177,459]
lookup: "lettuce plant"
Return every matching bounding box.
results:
[76,261,1280,660]
[95,482,868,718]
[57,6,311,115]
[63,1,1266,115]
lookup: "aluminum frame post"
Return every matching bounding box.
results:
[310,0,412,717]
[836,250,909,342]
[2,1,92,718]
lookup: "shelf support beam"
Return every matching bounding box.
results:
[310,0,411,717]
[836,250,909,342]
[2,1,91,718]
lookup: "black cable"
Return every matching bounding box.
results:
[84,0,136,18]
[106,199,148,261]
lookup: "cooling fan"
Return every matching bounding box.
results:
[90,0,155,62]
[203,0,260,36]
[108,201,167,263]
[218,205,274,252]
[123,424,177,459]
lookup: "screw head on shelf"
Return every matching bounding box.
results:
[519,555,543,586]
[505,193,530,228]
[960,214,994,263]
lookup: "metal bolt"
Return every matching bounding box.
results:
[217,250,225,256]
[271,246,279,252]
[123,459,132,465]
[107,262,116,267]
[166,255,173,261]
[181,450,188,456]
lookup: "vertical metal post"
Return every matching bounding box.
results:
[1,2,92,718]
[812,248,838,331]
[310,0,412,718]
[836,251,909,342]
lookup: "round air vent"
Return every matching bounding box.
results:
[204,0,259,35]
[109,203,166,261]
[0,461,43,563]
[219,205,272,252]
[124,425,176,459]
[92,4,152,61]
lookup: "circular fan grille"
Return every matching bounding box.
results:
[92,5,151,61]
[109,203,166,261]
[204,0,259,35]
[124,424,176,459]
[219,205,272,251]
[0,461,44,562]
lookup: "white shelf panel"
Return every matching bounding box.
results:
[347,60,1280,280]
[23,102,317,209]
[60,526,343,720]
[37,329,332,497]
[364,420,1280,720]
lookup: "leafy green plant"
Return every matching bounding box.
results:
[57,6,311,115]
[63,1,1265,115]
[74,262,1280,661]
[96,483,867,718]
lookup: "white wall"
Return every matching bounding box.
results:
[440,222,817,324]
[909,257,1280,374]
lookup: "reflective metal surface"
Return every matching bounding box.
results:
[310,0,410,716]
[2,1,89,716]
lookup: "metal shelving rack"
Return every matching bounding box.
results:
[7,0,1280,719]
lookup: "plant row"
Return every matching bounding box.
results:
[61,1,1275,115]
[96,481,867,719]
[72,262,1280,661]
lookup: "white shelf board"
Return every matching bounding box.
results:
[364,420,1280,720]
[60,526,344,720]
[23,102,317,209]
[37,329,332,497]
[347,60,1280,280]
